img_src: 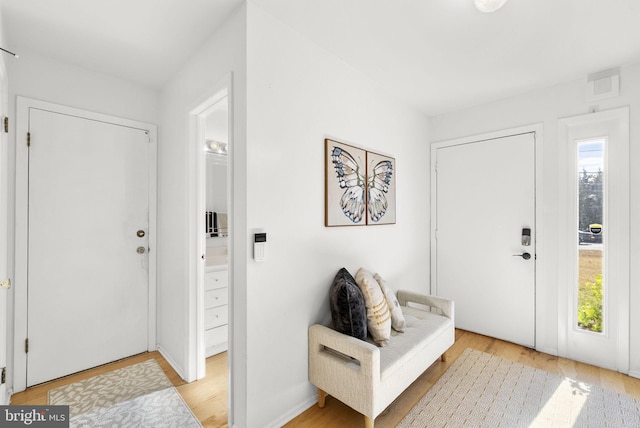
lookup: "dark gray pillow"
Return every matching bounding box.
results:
[329,268,367,341]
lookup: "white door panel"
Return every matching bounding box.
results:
[435,133,535,347]
[27,108,149,386]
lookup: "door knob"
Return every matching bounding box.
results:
[513,252,531,260]
[137,230,146,238]
[136,246,146,254]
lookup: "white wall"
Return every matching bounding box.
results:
[157,4,247,426]
[7,52,159,124]
[5,50,159,393]
[245,4,430,426]
[429,62,640,373]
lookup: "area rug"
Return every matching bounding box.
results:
[398,348,640,427]
[49,359,201,427]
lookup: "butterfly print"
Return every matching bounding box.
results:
[331,146,366,223]
[368,159,393,222]
[331,146,394,224]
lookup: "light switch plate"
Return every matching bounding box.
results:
[0,278,10,289]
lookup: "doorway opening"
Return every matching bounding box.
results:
[188,79,232,424]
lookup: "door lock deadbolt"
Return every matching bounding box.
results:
[136,246,146,254]
[137,230,145,238]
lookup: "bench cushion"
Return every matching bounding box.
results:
[377,306,453,379]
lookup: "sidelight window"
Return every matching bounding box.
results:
[576,139,605,333]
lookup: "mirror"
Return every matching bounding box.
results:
[204,96,228,241]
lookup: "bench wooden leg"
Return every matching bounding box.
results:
[364,415,374,428]
[317,388,327,408]
[441,352,447,362]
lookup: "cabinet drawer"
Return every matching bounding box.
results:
[205,270,228,291]
[205,305,228,329]
[205,287,228,309]
[205,325,228,348]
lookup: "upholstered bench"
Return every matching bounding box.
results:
[308,290,454,428]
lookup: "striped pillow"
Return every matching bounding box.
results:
[374,273,406,333]
[355,268,391,346]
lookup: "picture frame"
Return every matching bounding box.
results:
[324,138,396,226]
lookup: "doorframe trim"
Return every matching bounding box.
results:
[186,77,231,383]
[185,73,234,428]
[430,123,544,350]
[0,57,9,406]
[13,97,158,393]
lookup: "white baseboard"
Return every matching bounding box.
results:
[535,346,558,356]
[157,345,186,380]
[206,343,228,358]
[628,370,640,379]
[2,388,12,405]
[264,393,317,428]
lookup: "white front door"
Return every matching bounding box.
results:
[433,132,536,347]
[25,106,151,386]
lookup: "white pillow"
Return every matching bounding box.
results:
[355,268,391,346]
[374,273,406,333]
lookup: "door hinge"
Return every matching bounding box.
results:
[1,367,6,384]
[3,116,7,133]
[25,338,29,353]
[27,132,31,147]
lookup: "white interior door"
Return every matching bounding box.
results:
[26,108,150,386]
[434,132,536,347]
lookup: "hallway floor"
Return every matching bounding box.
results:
[10,351,228,428]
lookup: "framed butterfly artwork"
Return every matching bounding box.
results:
[366,150,396,225]
[325,139,396,226]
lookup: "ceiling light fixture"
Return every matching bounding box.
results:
[474,0,508,13]
[205,140,228,155]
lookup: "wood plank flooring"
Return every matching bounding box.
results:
[10,330,640,428]
[10,351,228,428]
[286,329,640,428]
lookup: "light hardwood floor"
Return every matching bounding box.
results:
[286,329,640,428]
[11,330,640,428]
[10,351,229,428]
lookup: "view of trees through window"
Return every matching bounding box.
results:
[577,139,604,333]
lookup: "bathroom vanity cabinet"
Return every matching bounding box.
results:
[204,265,228,357]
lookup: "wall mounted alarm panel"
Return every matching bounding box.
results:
[254,233,267,262]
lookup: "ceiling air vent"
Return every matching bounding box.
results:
[586,68,620,102]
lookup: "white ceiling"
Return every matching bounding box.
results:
[1,0,241,88]
[3,0,640,116]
